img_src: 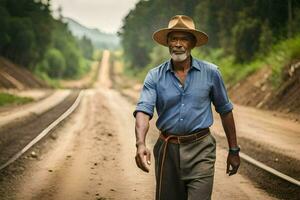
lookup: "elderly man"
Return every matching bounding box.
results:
[133,15,240,200]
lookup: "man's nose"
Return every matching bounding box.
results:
[175,40,182,47]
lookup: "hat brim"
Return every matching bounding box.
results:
[152,28,208,47]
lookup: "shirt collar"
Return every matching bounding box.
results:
[191,57,201,71]
[166,56,201,72]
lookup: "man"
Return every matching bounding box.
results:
[133,15,240,200]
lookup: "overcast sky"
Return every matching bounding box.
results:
[51,0,139,34]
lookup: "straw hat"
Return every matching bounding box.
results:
[152,15,208,47]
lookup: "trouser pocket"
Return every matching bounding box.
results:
[180,134,216,179]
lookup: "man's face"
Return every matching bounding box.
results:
[167,31,196,62]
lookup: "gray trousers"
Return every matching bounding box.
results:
[153,133,216,200]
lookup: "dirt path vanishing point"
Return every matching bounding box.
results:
[1,50,277,200]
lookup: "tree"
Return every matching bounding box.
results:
[233,18,261,62]
[78,36,94,59]
[0,0,52,67]
[44,48,66,78]
[119,0,300,69]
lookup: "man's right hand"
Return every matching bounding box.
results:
[135,144,151,173]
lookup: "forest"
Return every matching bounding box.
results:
[0,0,94,79]
[119,0,300,85]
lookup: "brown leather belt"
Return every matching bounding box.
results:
[159,128,210,144]
[157,128,210,200]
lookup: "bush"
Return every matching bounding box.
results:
[44,48,66,78]
[63,47,80,78]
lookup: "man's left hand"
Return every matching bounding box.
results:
[226,153,240,176]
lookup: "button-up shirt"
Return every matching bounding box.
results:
[133,57,233,135]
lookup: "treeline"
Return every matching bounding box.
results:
[0,0,94,79]
[119,0,300,70]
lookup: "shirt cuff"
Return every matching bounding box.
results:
[215,101,233,115]
[133,104,154,119]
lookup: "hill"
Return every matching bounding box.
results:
[229,59,300,118]
[0,57,48,89]
[64,17,120,50]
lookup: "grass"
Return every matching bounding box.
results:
[192,34,300,87]
[33,57,94,89]
[33,71,61,88]
[33,58,95,89]
[118,34,300,89]
[266,35,300,87]
[192,48,266,86]
[0,93,33,107]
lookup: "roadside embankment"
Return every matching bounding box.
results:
[0,57,48,90]
[229,59,300,122]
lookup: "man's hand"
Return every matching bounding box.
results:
[135,144,151,173]
[226,153,240,176]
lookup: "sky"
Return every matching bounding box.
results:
[51,0,139,34]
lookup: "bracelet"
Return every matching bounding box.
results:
[229,146,240,155]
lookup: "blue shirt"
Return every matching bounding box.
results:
[133,57,233,135]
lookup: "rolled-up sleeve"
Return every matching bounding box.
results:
[211,69,233,115]
[133,70,157,119]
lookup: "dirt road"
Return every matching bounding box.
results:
[0,90,70,128]
[0,50,288,199]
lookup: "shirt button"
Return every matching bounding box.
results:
[179,84,183,88]
[180,118,183,121]
[181,104,184,106]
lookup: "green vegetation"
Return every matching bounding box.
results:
[34,19,93,80]
[266,34,300,87]
[192,34,300,86]
[0,0,94,83]
[191,47,264,86]
[0,93,33,107]
[119,0,300,86]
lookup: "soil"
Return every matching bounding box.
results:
[229,59,300,121]
[214,134,300,200]
[0,57,48,89]
[111,55,300,199]
[0,91,79,165]
[1,41,298,200]
[0,90,71,128]
[0,51,276,200]
[59,61,100,89]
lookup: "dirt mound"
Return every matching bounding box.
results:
[229,60,300,117]
[0,57,48,89]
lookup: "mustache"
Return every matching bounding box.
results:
[171,47,186,54]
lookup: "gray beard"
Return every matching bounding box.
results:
[171,52,188,62]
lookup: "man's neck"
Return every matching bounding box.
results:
[172,56,191,72]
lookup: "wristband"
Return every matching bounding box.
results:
[229,146,240,155]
